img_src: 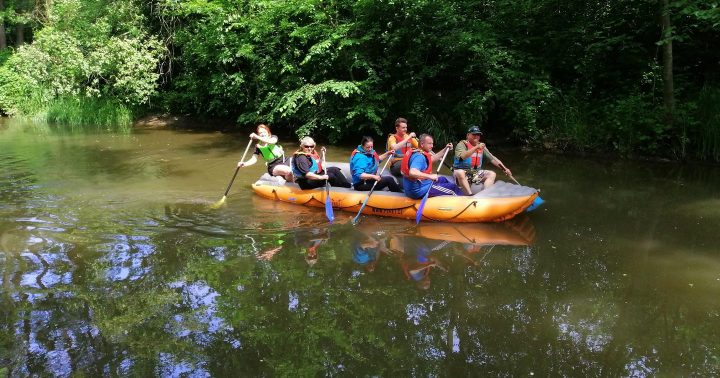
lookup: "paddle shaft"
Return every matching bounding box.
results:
[223,138,253,197]
[415,147,451,223]
[322,151,334,223]
[352,153,393,224]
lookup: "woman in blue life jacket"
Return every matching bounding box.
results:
[350,136,403,192]
[291,137,352,190]
[237,124,294,182]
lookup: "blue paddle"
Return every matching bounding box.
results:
[508,175,545,212]
[322,151,334,223]
[415,147,450,224]
[352,152,393,225]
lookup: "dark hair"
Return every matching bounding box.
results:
[394,117,408,127]
[360,136,374,146]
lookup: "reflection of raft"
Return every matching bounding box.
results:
[413,217,536,245]
[357,215,535,246]
[251,163,541,223]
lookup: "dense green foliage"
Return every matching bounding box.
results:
[0,0,161,128]
[1,0,719,160]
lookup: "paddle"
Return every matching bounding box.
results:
[508,174,545,212]
[415,147,451,224]
[352,152,394,225]
[210,138,253,209]
[322,150,334,223]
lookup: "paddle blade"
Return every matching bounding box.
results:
[325,186,334,224]
[415,194,429,224]
[525,196,545,212]
[209,195,227,209]
[351,210,362,225]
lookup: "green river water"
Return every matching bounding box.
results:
[1,119,719,376]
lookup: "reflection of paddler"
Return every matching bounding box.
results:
[394,235,449,290]
[351,222,394,272]
[294,227,329,266]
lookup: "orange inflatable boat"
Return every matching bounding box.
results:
[251,163,541,223]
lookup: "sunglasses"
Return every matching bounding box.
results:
[302,145,315,149]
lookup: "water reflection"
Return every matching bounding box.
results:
[348,217,536,290]
[2,121,720,376]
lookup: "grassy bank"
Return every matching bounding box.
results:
[45,97,133,132]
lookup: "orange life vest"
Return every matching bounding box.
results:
[400,149,433,180]
[388,133,415,158]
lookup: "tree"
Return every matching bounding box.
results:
[659,0,675,130]
[0,0,7,49]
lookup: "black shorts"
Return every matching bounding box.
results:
[266,157,286,175]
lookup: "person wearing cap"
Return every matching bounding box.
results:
[452,126,512,195]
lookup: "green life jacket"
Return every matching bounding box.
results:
[257,143,284,162]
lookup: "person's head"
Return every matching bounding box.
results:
[299,136,316,153]
[256,123,271,137]
[466,125,483,144]
[306,244,319,266]
[394,117,408,134]
[360,136,374,152]
[418,133,434,152]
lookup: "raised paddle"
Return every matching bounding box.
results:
[508,174,545,212]
[322,150,334,223]
[415,147,451,224]
[352,152,394,225]
[210,138,253,209]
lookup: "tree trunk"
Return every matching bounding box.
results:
[15,23,24,46]
[660,0,675,128]
[0,0,7,49]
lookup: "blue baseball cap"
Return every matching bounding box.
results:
[467,126,483,135]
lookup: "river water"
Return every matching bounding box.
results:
[1,119,718,376]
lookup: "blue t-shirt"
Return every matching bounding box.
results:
[402,152,432,199]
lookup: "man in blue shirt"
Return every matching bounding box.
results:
[401,134,463,199]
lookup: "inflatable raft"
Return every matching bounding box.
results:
[251,163,541,223]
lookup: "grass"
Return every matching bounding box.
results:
[45,97,133,132]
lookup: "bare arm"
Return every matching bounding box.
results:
[431,144,453,161]
[306,172,329,180]
[409,167,438,181]
[486,147,511,175]
[389,133,417,150]
[459,143,485,160]
[360,172,381,181]
[250,133,278,145]
[238,153,258,167]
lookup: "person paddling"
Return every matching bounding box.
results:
[291,137,352,190]
[401,134,463,199]
[386,117,419,179]
[350,136,402,193]
[452,126,512,195]
[237,124,294,182]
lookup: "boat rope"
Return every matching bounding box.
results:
[419,200,479,222]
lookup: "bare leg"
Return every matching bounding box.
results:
[483,171,497,188]
[453,170,473,195]
[272,165,294,182]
